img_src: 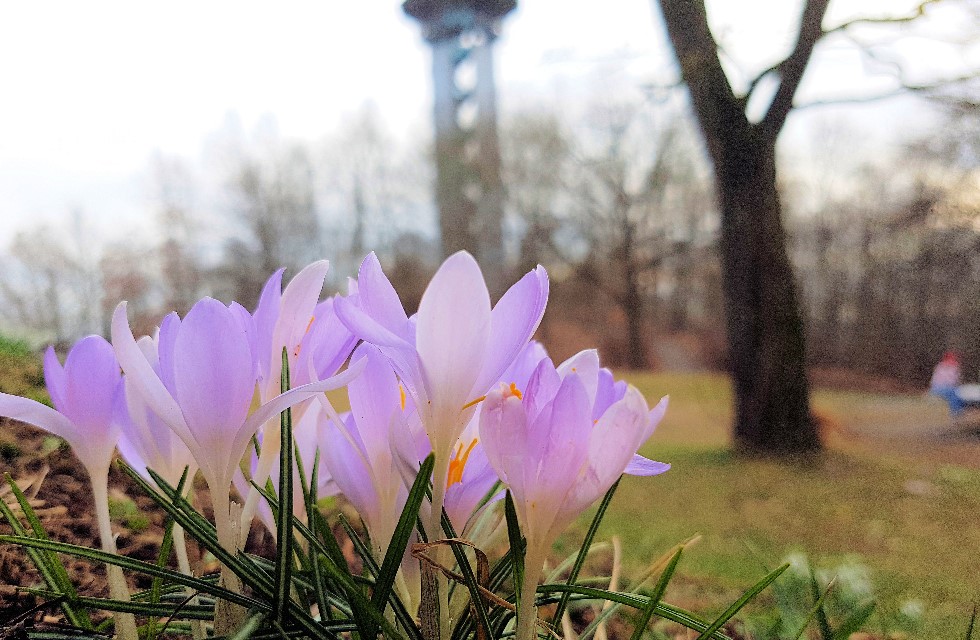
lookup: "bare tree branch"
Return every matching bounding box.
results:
[759,0,832,141]
[822,0,942,35]
[793,72,980,110]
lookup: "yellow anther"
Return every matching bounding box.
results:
[462,395,487,410]
[507,382,523,399]
[399,384,406,411]
[447,438,479,488]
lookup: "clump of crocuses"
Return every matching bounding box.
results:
[0,251,669,640]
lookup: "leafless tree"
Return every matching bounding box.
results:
[654,0,979,455]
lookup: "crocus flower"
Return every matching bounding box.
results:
[242,262,358,527]
[478,350,669,640]
[234,403,339,538]
[335,251,549,540]
[117,335,197,489]
[320,344,409,557]
[0,336,138,640]
[111,298,364,559]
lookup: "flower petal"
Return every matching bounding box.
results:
[356,252,410,339]
[43,346,67,413]
[111,302,194,454]
[253,267,285,379]
[347,344,401,458]
[227,355,368,485]
[0,393,76,443]
[172,298,255,447]
[62,336,121,436]
[623,455,670,476]
[415,251,491,448]
[472,265,549,395]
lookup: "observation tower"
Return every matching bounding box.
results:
[403,0,516,291]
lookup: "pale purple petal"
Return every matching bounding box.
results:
[172,298,255,446]
[557,350,600,408]
[253,267,285,378]
[499,341,548,392]
[42,346,67,413]
[61,336,121,436]
[587,387,652,490]
[267,260,329,388]
[472,265,549,395]
[643,395,669,440]
[356,252,410,339]
[623,455,670,476]
[415,251,491,448]
[111,303,195,454]
[478,387,528,491]
[157,312,181,396]
[347,344,400,458]
[0,392,76,443]
[522,357,561,424]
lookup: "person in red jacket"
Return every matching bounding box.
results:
[930,351,963,415]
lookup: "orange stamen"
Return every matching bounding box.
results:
[508,382,523,399]
[399,384,406,411]
[447,438,479,488]
[462,395,487,410]
[293,316,317,357]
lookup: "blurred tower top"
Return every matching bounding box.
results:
[403,0,516,41]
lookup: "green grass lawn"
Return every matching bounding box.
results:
[561,372,980,638]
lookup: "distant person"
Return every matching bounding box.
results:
[930,351,963,416]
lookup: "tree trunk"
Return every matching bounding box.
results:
[716,135,818,454]
[657,0,828,455]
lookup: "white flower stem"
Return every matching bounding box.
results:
[515,544,546,640]
[173,524,205,640]
[212,485,246,635]
[90,470,138,640]
[428,452,451,640]
[240,422,280,529]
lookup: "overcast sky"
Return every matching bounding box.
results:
[0,0,974,245]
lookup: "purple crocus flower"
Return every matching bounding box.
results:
[111,298,365,558]
[242,262,358,527]
[0,337,122,482]
[334,251,548,540]
[320,344,408,557]
[478,350,669,640]
[0,336,138,639]
[117,335,197,489]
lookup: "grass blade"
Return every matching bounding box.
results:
[228,610,266,640]
[439,508,494,640]
[695,563,790,640]
[627,546,684,640]
[0,534,263,610]
[274,347,294,625]
[831,601,875,640]
[551,477,621,626]
[503,491,525,601]
[966,603,977,640]
[790,577,835,640]
[368,454,435,634]
[1,474,92,629]
[541,584,732,640]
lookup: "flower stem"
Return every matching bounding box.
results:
[173,524,205,640]
[212,487,246,635]
[428,452,451,640]
[90,470,138,640]
[515,545,546,640]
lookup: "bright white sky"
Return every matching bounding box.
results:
[0,0,973,245]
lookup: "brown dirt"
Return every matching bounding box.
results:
[0,417,176,623]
